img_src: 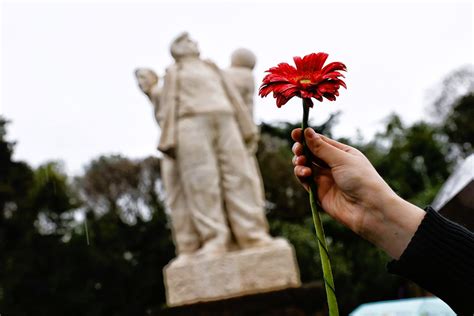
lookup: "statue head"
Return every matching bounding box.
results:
[135,68,158,94]
[231,48,256,70]
[170,32,200,61]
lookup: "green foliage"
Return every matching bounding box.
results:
[429,65,474,157]
[0,118,83,315]
[443,93,474,156]
[74,155,174,315]
[257,132,308,219]
[269,218,321,281]
[32,162,80,234]
[0,117,35,221]
[354,114,452,206]
[0,119,173,315]
[257,112,341,220]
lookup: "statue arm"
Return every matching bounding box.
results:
[244,75,255,117]
[150,86,162,125]
[219,67,259,153]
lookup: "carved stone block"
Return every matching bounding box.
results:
[163,239,301,306]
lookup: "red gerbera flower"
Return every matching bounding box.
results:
[259,52,347,107]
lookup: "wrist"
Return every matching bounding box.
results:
[374,192,425,259]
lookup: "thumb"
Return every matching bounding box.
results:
[304,128,348,168]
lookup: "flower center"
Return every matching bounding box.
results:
[299,79,312,84]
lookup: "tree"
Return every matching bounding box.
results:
[442,93,474,155]
[428,65,474,157]
[1,117,174,316]
[75,155,174,315]
[428,65,474,121]
[0,117,82,316]
[355,114,452,206]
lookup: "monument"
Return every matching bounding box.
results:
[135,32,300,306]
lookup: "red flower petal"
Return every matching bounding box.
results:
[294,53,328,72]
[322,61,347,73]
[259,53,347,106]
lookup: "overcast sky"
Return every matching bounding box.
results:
[1,1,473,174]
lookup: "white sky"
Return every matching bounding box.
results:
[1,1,473,174]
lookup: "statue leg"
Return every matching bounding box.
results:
[176,115,231,255]
[249,155,266,209]
[214,113,273,248]
[161,156,200,256]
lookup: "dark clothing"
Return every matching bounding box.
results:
[387,207,474,315]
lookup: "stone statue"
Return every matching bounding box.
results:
[225,48,266,208]
[135,68,200,261]
[225,48,257,118]
[135,33,300,306]
[136,33,274,258]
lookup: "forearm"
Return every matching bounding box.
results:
[387,207,474,314]
[371,193,426,259]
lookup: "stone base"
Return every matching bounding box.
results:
[158,282,325,316]
[163,238,301,306]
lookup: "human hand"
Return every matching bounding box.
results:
[291,128,425,259]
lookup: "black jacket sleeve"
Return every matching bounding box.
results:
[387,207,474,315]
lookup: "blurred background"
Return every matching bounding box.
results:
[1,1,473,315]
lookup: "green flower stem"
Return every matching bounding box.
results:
[301,98,339,316]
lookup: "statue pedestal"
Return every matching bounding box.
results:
[163,239,301,306]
